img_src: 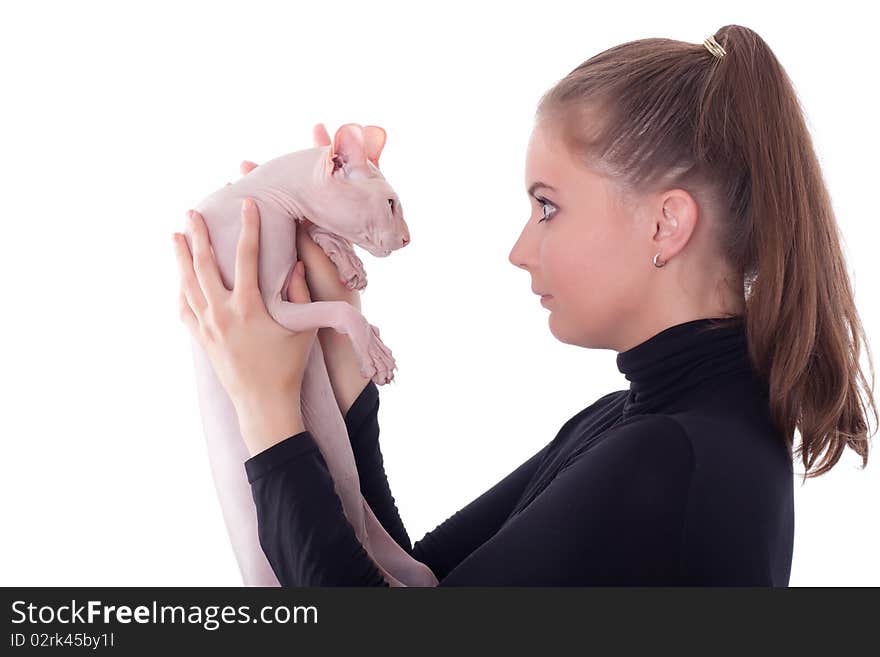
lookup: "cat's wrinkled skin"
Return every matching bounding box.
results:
[184,123,437,587]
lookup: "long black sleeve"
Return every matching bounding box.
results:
[248,381,551,585]
[341,381,553,579]
[342,381,412,553]
[244,420,552,586]
[407,442,549,580]
[245,431,389,586]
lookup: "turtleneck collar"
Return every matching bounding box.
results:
[616,316,755,417]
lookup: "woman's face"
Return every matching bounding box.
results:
[508,122,653,349]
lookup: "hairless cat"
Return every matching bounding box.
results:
[183,122,438,587]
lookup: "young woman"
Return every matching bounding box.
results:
[173,25,875,586]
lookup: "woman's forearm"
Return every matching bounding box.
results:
[318,327,372,418]
[237,392,306,457]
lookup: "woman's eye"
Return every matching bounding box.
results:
[536,197,557,223]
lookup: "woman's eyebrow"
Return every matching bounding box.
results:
[527,182,557,196]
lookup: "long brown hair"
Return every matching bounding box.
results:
[536,25,875,479]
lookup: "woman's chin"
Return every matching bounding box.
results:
[546,308,564,339]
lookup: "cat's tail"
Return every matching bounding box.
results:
[362,499,439,587]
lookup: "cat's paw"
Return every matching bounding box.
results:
[348,317,396,385]
[339,252,367,291]
[312,231,368,291]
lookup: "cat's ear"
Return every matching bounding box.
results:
[362,125,386,168]
[313,123,332,147]
[329,123,367,173]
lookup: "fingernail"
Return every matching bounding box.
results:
[242,198,253,211]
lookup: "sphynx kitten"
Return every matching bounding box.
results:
[184,122,438,587]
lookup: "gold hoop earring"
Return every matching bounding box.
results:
[656,206,674,268]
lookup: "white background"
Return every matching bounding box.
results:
[1,0,876,586]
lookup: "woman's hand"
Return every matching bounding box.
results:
[173,198,317,455]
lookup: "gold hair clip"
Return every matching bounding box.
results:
[703,35,726,59]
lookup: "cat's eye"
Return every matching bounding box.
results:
[388,198,394,211]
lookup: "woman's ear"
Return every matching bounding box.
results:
[653,190,698,260]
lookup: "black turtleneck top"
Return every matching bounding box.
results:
[244,317,795,586]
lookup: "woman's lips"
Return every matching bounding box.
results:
[540,294,553,306]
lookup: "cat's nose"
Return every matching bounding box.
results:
[401,236,409,247]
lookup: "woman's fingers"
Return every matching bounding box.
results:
[178,286,200,336]
[172,232,208,317]
[187,210,229,303]
[287,260,312,304]
[234,198,260,299]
